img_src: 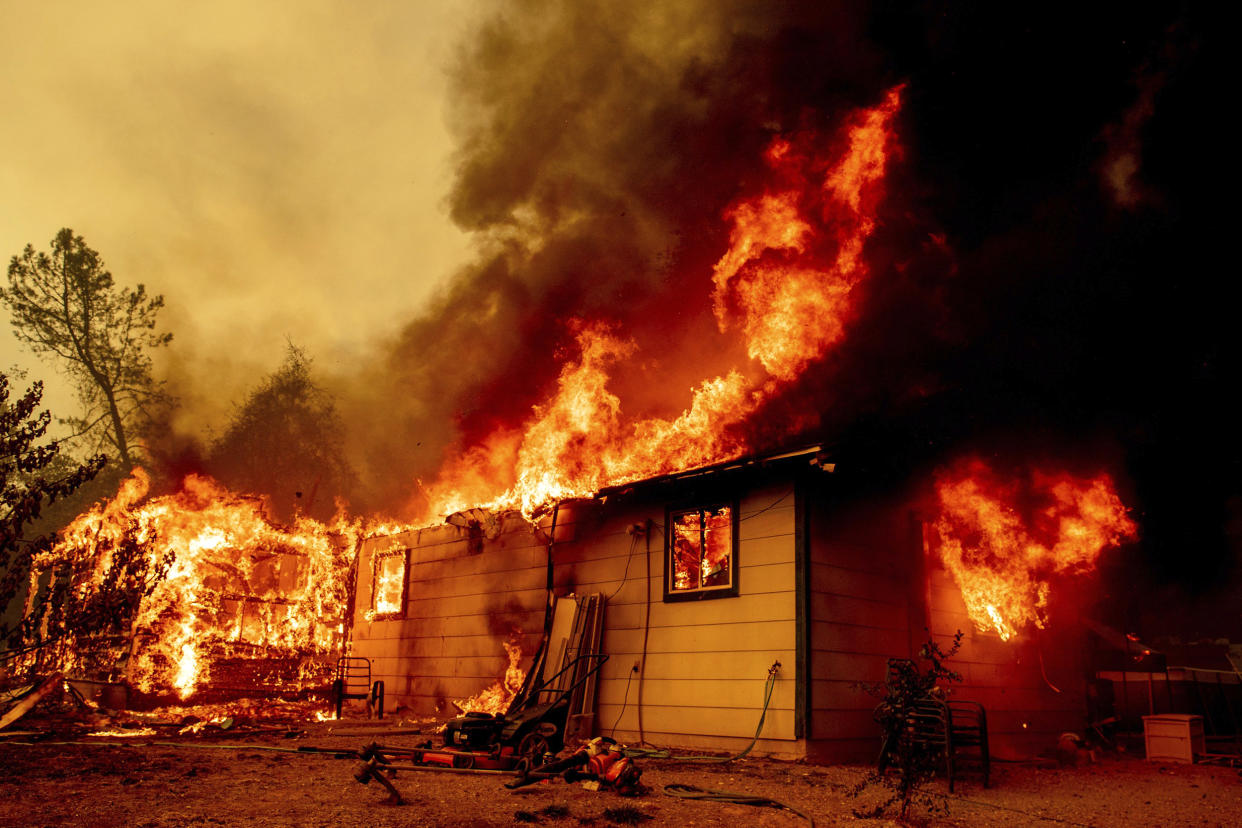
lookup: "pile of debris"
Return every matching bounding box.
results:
[0,672,333,741]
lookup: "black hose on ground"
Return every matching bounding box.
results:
[664,782,815,827]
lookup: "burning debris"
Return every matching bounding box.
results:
[454,640,526,716]
[930,458,1138,641]
[21,469,361,701]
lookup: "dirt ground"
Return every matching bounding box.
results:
[2,722,1240,828]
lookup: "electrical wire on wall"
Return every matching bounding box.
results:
[606,531,642,601]
[1037,631,1063,694]
[738,488,792,524]
[608,665,637,738]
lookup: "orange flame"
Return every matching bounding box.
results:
[424,87,904,520]
[931,459,1138,641]
[33,89,905,701]
[35,469,360,699]
[372,553,406,617]
[714,86,902,381]
[454,640,526,715]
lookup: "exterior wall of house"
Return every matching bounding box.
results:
[351,517,547,708]
[924,562,1089,759]
[589,480,799,756]
[351,461,1090,764]
[802,470,1089,763]
[802,472,924,762]
[350,473,802,757]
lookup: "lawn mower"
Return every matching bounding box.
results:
[353,651,608,793]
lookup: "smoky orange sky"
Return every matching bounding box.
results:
[4,0,843,518]
[0,0,474,430]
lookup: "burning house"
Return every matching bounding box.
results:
[340,78,1142,762]
[3,12,1234,828]
[351,443,1135,762]
[17,469,358,705]
[4,81,1138,760]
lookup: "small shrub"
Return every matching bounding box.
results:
[851,631,964,819]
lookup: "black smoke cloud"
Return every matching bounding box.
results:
[340,0,892,514]
[331,2,1232,635]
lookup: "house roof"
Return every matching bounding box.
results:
[430,443,832,536]
[595,442,830,500]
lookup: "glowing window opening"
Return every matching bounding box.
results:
[372,549,408,618]
[665,504,738,602]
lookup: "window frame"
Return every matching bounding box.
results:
[663,500,740,603]
[371,548,409,620]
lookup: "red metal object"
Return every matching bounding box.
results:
[390,744,525,772]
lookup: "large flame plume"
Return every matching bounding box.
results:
[32,469,359,700]
[424,87,904,520]
[931,459,1138,641]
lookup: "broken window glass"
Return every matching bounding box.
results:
[668,505,734,596]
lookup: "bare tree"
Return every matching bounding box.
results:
[1,229,173,468]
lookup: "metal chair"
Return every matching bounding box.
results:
[875,658,989,792]
[902,697,989,791]
[945,699,989,790]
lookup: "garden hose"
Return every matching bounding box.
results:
[623,660,780,763]
[664,782,815,826]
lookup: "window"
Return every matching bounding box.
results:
[370,549,408,619]
[665,504,738,602]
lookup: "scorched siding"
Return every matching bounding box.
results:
[804,479,922,762]
[349,479,801,756]
[351,518,545,708]
[924,564,1088,758]
[800,471,1090,762]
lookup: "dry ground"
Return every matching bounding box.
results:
[2,723,1240,828]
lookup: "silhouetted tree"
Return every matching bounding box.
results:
[1,371,105,647]
[2,229,173,468]
[207,344,355,522]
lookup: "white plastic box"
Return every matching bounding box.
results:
[1142,714,1205,763]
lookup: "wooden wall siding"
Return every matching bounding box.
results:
[545,483,799,751]
[923,564,1088,757]
[349,482,800,754]
[351,516,548,713]
[803,481,919,760]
